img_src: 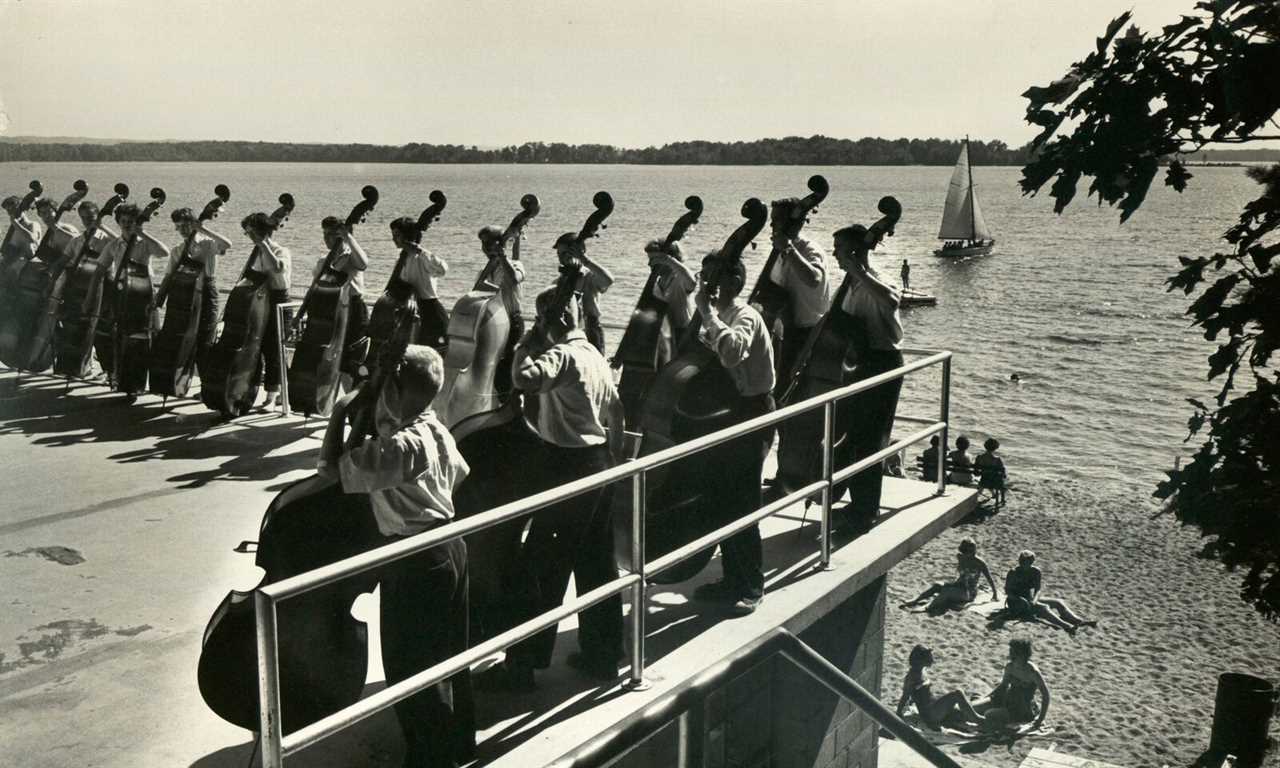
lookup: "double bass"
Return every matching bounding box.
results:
[0,180,42,292]
[622,198,769,583]
[200,193,295,418]
[52,184,129,379]
[109,187,167,395]
[433,193,540,428]
[0,180,89,371]
[147,184,231,398]
[286,185,380,416]
[612,195,703,427]
[747,174,830,383]
[774,196,902,493]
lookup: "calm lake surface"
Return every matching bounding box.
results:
[2,162,1260,498]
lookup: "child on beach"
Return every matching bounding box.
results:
[974,437,1007,506]
[895,645,987,731]
[900,537,998,611]
[1004,550,1098,635]
[974,637,1051,733]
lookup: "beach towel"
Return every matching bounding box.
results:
[965,599,1005,617]
[884,713,1055,747]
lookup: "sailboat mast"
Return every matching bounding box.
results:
[966,135,976,244]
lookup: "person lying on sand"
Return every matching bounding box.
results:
[974,637,1050,732]
[1005,550,1098,635]
[895,645,987,731]
[900,537,998,611]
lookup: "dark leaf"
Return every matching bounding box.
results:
[1119,157,1159,222]
[1250,242,1278,273]
[1207,336,1242,381]
[1098,12,1134,54]
[1188,273,1241,322]
[1166,160,1193,193]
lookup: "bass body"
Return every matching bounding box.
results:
[108,187,167,395]
[53,185,129,379]
[197,474,381,733]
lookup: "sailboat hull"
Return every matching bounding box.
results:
[932,240,994,258]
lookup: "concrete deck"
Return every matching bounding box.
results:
[0,370,976,768]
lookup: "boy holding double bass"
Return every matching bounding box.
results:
[766,196,830,392]
[157,207,232,375]
[690,250,776,615]
[551,232,614,354]
[240,211,292,410]
[317,344,474,767]
[92,203,169,392]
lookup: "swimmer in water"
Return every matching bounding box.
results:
[1010,373,1021,383]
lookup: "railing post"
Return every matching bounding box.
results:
[819,401,835,570]
[276,303,292,417]
[255,591,285,768]
[628,469,650,690]
[937,355,950,495]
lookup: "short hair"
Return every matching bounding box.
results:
[1018,550,1036,565]
[115,203,141,221]
[35,197,55,212]
[78,200,100,218]
[771,196,803,220]
[389,216,420,243]
[477,224,504,244]
[535,285,577,332]
[834,224,869,249]
[644,238,666,254]
[701,251,747,289]
[908,644,932,667]
[241,212,277,237]
[1,195,20,211]
[398,344,444,403]
[955,435,970,450]
[984,437,1000,452]
[1009,637,1033,661]
[553,232,578,250]
[321,215,343,231]
[958,537,977,555]
[170,207,196,224]
[929,435,939,447]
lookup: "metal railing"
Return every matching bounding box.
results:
[549,628,963,768]
[254,348,954,766]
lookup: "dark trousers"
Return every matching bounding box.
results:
[508,442,623,669]
[257,289,290,391]
[379,537,475,768]
[584,314,605,355]
[416,297,449,351]
[773,322,815,398]
[194,278,220,380]
[709,393,774,600]
[833,347,904,530]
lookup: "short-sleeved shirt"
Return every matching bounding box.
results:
[248,240,291,292]
[700,299,776,397]
[513,330,620,448]
[654,268,695,329]
[337,411,470,537]
[767,235,830,327]
[64,228,117,263]
[480,257,525,318]
[167,232,225,279]
[398,246,446,301]
[576,267,612,321]
[4,216,44,259]
[313,245,367,299]
[840,268,903,351]
[100,232,168,282]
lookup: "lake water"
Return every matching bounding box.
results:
[2,161,1259,498]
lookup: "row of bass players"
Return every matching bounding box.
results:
[194,186,907,767]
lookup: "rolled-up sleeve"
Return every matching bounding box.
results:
[702,311,755,369]
[513,345,570,393]
[339,433,426,493]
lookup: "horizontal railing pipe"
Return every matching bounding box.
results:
[830,422,946,487]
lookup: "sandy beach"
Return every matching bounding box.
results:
[882,478,1280,768]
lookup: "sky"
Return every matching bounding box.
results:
[0,0,1213,148]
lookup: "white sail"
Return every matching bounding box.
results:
[936,140,991,241]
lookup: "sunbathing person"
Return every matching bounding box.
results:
[895,645,987,731]
[974,637,1050,732]
[1005,550,1098,635]
[900,537,997,611]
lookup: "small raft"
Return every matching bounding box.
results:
[901,288,937,307]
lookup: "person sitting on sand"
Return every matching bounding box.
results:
[974,437,1007,506]
[974,637,1050,732]
[895,645,987,731]
[947,435,973,485]
[1005,550,1098,635]
[900,537,997,611]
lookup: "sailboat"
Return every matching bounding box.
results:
[933,136,994,257]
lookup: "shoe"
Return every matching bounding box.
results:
[257,392,279,411]
[566,651,620,681]
[729,595,762,616]
[121,393,137,405]
[692,579,735,602]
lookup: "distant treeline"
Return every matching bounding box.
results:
[0,135,1032,165]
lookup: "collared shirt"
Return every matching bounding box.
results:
[64,228,117,262]
[167,232,225,279]
[248,240,291,292]
[840,268,903,351]
[481,257,526,317]
[577,267,612,320]
[513,330,620,448]
[100,232,167,282]
[338,411,470,537]
[767,234,830,327]
[313,244,367,298]
[398,245,447,301]
[700,299,776,397]
[654,268,695,329]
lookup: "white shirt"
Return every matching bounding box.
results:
[767,234,830,327]
[40,221,80,259]
[480,257,526,317]
[337,411,470,536]
[167,232,225,279]
[700,299,776,397]
[64,228,117,263]
[398,246,447,301]
[654,269,695,329]
[248,240,291,292]
[513,330,620,448]
[840,269,903,351]
[100,232,167,282]
[313,245,367,298]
